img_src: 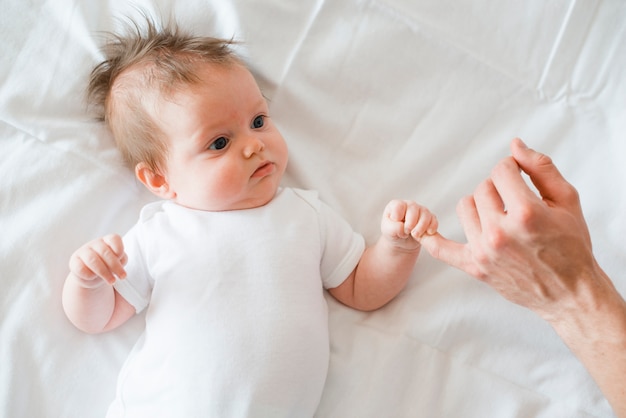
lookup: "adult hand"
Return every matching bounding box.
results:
[420,138,626,417]
[421,138,597,320]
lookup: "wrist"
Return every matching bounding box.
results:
[69,272,108,290]
[544,264,626,417]
[381,235,422,254]
[547,264,626,350]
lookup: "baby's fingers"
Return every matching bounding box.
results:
[382,200,409,239]
[384,200,408,223]
[410,211,438,239]
[402,202,424,234]
[99,234,127,279]
[71,240,126,285]
[103,234,125,259]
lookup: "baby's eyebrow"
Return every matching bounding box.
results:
[255,96,270,110]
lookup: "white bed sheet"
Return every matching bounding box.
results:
[1,0,625,417]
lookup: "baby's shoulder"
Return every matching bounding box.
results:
[137,200,168,223]
[282,187,321,211]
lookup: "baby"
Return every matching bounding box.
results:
[62,19,438,417]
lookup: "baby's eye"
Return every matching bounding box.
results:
[209,137,229,150]
[251,115,265,129]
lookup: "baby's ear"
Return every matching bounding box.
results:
[135,162,175,199]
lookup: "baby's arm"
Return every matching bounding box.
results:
[62,234,136,334]
[328,200,437,311]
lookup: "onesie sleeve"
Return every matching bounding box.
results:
[317,199,365,289]
[113,222,153,313]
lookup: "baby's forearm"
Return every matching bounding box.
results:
[62,274,116,334]
[331,238,420,311]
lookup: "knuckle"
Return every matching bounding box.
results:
[100,246,114,260]
[465,257,489,281]
[473,268,489,282]
[511,203,541,231]
[82,251,102,269]
[491,156,516,177]
[534,151,553,167]
[472,247,491,267]
[106,233,124,248]
[515,204,534,223]
[562,184,580,204]
[69,257,93,278]
[485,228,508,250]
[405,200,418,209]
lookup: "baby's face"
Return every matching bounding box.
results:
[153,63,288,211]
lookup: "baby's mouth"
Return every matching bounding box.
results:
[252,162,275,178]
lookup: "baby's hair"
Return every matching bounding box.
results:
[87,16,241,172]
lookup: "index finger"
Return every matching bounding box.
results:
[103,234,125,258]
[489,155,540,212]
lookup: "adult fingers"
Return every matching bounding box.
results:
[510,138,577,207]
[489,155,539,214]
[420,233,474,274]
[473,178,506,219]
[456,194,482,244]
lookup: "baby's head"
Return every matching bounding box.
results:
[88,18,288,211]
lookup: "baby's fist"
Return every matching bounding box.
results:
[69,234,127,288]
[381,200,438,249]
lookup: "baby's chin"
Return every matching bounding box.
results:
[173,190,278,212]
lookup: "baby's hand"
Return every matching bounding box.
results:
[381,200,438,251]
[68,234,127,288]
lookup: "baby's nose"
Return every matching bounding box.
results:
[243,137,265,158]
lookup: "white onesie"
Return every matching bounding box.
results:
[108,187,365,417]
